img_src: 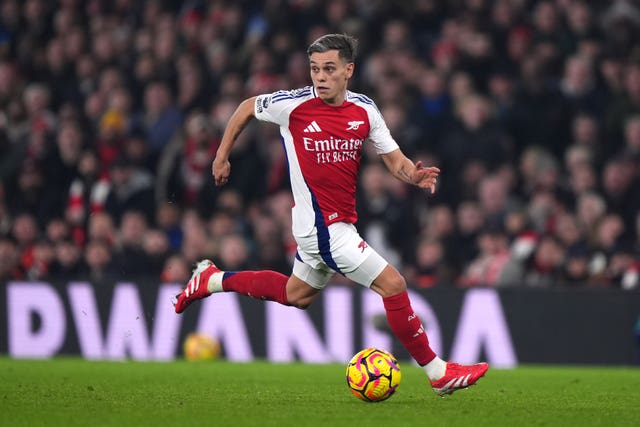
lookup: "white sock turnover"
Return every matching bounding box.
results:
[207,271,225,293]
[424,356,447,381]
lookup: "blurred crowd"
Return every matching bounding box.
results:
[1,0,639,290]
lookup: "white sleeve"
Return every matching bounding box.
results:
[366,104,400,155]
[254,90,297,127]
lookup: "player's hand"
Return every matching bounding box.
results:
[212,157,231,186]
[412,161,440,194]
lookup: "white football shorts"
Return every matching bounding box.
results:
[292,222,388,289]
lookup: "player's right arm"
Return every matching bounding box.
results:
[212,96,257,186]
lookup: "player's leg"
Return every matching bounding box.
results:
[323,224,440,368]
[174,256,330,313]
[370,265,488,396]
[370,264,438,365]
[174,259,290,313]
[334,223,488,397]
[285,256,334,308]
[362,262,444,375]
[284,271,322,309]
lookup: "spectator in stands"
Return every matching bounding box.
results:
[600,157,640,230]
[20,238,53,280]
[43,121,86,216]
[449,200,486,272]
[560,243,592,286]
[512,54,566,156]
[498,233,566,287]
[0,61,22,130]
[477,174,513,229]
[112,210,150,279]
[502,206,532,243]
[406,238,454,288]
[421,204,456,246]
[518,145,558,198]
[412,67,452,149]
[558,54,605,118]
[142,228,171,279]
[621,114,640,166]
[44,217,70,245]
[458,226,511,287]
[82,238,117,285]
[217,233,252,271]
[87,211,117,248]
[569,113,603,165]
[21,83,56,150]
[133,80,183,161]
[155,203,183,252]
[11,213,39,252]
[567,156,598,199]
[176,54,209,114]
[104,156,155,225]
[606,62,640,151]
[587,213,628,286]
[180,209,210,264]
[554,213,587,252]
[156,110,220,206]
[487,67,519,145]
[593,213,626,255]
[439,94,513,202]
[564,144,593,175]
[95,108,128,173]
[49,238,83,282]
[0,235,21,281]
[607,244,640,290]
[576,191,607,244]
[161,253,191,284]
[7,161,46,223]
[66,150,110,245]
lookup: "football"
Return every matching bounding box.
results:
[346,347,401,402]
[183,332,221,361]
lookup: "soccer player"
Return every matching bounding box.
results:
[175,34,488,397]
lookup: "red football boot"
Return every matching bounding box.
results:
[174,260,220,314]
[430,362,489,397]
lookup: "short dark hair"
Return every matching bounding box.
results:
[307,34,358,63]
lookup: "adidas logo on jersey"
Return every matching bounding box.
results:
[303,121,322,133]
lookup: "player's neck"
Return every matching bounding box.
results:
[321,91,347,107]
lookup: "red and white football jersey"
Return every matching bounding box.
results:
[255,86,399,237]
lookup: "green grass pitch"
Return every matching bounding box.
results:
[0,358,638,427]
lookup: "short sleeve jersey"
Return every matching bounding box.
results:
[254,86,399,237]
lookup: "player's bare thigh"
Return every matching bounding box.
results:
[286,274,321,309]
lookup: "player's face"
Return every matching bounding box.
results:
[309,50,354,106]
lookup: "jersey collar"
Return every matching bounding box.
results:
[311,86,350,105]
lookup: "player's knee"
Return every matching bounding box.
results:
[377,274,407,298]
[289,297,313,310]
[296,302,312,310]
[389,275,407,295]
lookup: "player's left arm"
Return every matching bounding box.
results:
[380,149,440,194]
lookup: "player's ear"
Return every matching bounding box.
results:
[346,62,354,79]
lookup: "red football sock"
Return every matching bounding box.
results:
[222,271,290,306]
[383,291,436,366]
